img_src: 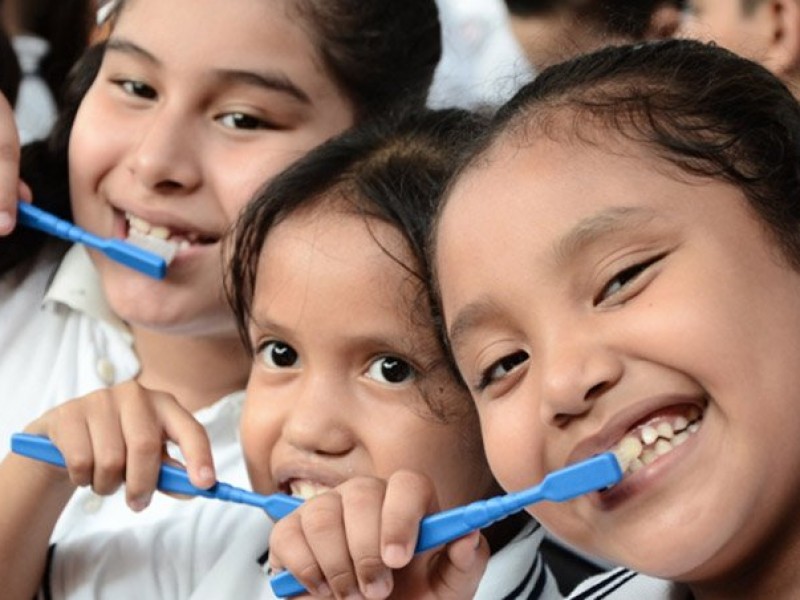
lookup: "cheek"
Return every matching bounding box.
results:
[479,402,546,493]
[239,397,280,491]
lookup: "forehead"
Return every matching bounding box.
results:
[113,0,334,92]
[254,206,419,306]
[437,133,700,279]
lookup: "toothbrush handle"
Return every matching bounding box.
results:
[11,433,302,520]
[17,202,101,246]
[10,433,67,467]
[270,454,623,598]
[158,464,301,519]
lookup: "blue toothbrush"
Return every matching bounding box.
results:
[17,202,169,280]
[11,433,302,520]
[270,453,622,598]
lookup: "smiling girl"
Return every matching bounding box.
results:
[0,108,559,600]
[433,39,800,598]
[0,0,441,546]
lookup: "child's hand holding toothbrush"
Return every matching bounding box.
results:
[21,379,217,509]
[0,380,216,599]
[268,471,489,600]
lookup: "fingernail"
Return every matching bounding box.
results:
[315,582,332,597]
[198,466,215,485]
[0,211,13,233]
[129,494,151,512]
[363,572,392,599]
[382,543,409,568]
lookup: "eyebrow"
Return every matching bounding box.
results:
[446,207,660,354]
[106,37,311,104]
[447,298,501,358]
[552,206,660,266]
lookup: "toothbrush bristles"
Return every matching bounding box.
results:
[127,230,179,265]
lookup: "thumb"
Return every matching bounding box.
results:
[426,531,489,599]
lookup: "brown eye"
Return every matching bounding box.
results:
[478,350,529,391]
[259,341,299,369]
[366,356,416,384]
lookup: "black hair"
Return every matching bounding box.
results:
[0,42,103,276]
[227,108,488,357]
[505,0,685,39]
[0,27,21,105]
[439,39,800,270]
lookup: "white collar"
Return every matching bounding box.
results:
[42,244,132,341]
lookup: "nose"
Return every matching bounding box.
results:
[127,105,202,194]
[538,326,622,426]
[282,373,355,456]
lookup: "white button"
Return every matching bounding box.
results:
[82,493,104,514]
[96,358,116,385]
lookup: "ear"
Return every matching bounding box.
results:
[762,0,800,78]
[644,4,683,40]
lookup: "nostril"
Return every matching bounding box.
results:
[154,180,184,192]
[585,380,611,402]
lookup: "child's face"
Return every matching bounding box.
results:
[435,133,800,581]
[679,0,773,65]
[68,0,354,336]
[240,206,493,510]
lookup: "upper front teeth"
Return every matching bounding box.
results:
[613,408,703,474]
[289,481,332,500]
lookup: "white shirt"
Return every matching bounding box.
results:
[0,243,250,543]
[0,242,139,454]
[44,513,564,599]
[428,0,534,110]
[568,568,692,600]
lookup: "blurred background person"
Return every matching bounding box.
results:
[680,0,800,96]
[429,0,534,111]
[2,0,91,142]
[505,0,685,70]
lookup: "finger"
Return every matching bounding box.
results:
[339,479,393,599]
[18,180,31,203]
[0,94,20,234]
[300,491,363,598]
[82,391,127,495]
[152,391,215,489]
[117,383,171,511]
[380,471,438,569]
[427,531,489,599]
[269,509,334,597]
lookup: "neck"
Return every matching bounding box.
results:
[131,326,250,413]
[689,513,800,600]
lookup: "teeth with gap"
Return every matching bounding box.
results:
[612,410,703,476]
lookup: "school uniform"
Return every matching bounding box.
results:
[568,567,692,600]
[43,511,564,599]
[0,242,139,454]
[0,242,250,544]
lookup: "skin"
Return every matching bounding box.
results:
[680,0,776,62]
[0,204,493,599]
[679,0,800,90]
[66,0,354,410]
[435,129,800,598]
[246,205,494,598]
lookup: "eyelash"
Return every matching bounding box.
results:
[475,350,529,392]
[113,78,157,100]
[595,253,665,305]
